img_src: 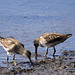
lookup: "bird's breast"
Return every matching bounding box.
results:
[39,36,47,47]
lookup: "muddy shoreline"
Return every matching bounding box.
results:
[0,50,75,75]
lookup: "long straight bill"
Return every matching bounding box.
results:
[35,46,37,60]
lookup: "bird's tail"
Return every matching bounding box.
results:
[66,34,72,38]
[0,36,4,39]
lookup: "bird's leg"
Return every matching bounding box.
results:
[7,55,9,66]
[13,55,16,65]
[53,47,56,57]
[35,46,38,60]
[44,47,48,56]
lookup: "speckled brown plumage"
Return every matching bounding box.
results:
[0,36,33,65]
[33,33,72,59]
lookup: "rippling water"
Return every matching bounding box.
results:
[0,0,75,67]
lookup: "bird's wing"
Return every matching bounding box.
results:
[41,33,64,43]
[9,38,24,48]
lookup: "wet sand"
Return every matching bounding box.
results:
[0,50,75,75]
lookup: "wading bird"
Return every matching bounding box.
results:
[33,33,72,59]
[0,36,33,65]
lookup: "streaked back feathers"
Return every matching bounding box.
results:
[33,33,72,47]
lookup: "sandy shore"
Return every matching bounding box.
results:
[0,50,75,75]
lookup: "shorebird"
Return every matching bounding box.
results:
[33,33,72,59]
[0,36,33,65]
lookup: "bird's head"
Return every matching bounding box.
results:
[23,50,33,65]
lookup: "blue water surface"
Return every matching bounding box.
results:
[0,0,75,67]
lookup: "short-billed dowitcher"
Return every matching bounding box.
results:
[0,36,33,65]
[33,33,72,59]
